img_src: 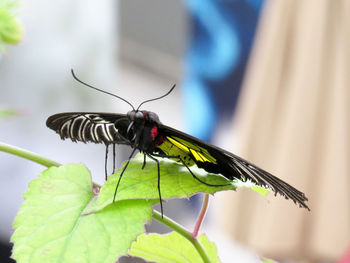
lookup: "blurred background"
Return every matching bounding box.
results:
[0,0,349,262]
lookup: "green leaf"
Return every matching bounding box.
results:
[234,179,271,197]
[11,163,152,263]
[0,0,22,46]
[84,154,236,213]
[128,232,220,263]
[251,185,270,197]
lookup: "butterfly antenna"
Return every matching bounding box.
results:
[71,69,135,110]
[136,84,176,110]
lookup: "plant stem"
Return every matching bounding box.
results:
[152,210,211,263]
[0,142,61,167]
[192,193,209,238]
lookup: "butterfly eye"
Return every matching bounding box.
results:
[135,111,144,119]
[127,111,136,120]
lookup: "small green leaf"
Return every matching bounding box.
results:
[251,185,270,197]
[234,179,271,197]
[11,163,152,263]
[84,154,236,213]
[128,232,220,263]
[0,0,22,46]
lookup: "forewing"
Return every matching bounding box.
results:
[157,124,309,210]
[46,112,129,145]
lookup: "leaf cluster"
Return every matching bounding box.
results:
[0,0,22,47]
[11,155,238,262]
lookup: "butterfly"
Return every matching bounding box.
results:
[46,70,309,216]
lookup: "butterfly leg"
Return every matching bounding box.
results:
[146,154,163,218]
[113,147,137,202]
[105,144,109,181]
[112,143,116,174]
[142,154,147,169]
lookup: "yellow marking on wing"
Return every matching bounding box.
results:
[190,149,213,163]
[157,139,195,166]
[174,137,200,151]
[169,136,217,164]
[190,149,203,162]
[167,137,189,153]
[198,152,211,162]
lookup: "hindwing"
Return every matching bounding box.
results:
[157,124,309,210]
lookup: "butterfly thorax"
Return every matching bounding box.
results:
[125,110,163,152]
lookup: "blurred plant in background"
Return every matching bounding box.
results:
[0,108,19,119]
[0,0,22,48]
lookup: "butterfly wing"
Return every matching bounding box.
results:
[157,124,309,210]
[46,112,130,145]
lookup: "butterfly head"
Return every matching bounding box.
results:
[127,110,144,122]
[127,110,160,123]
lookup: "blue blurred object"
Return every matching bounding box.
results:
[182,0,264,141]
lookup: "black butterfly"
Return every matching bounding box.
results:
[47,70,309,215]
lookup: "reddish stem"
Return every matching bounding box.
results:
[192,193,209,238]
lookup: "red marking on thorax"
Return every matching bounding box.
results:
[142,111,146,117]
[151,125,159,141]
